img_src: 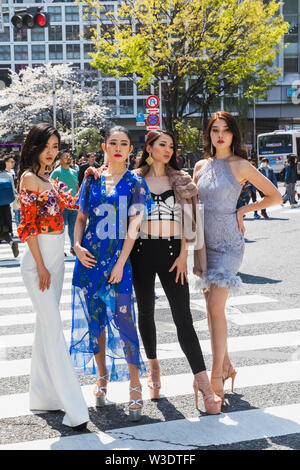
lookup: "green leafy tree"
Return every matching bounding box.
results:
[75,127,103,156]
[81,0,288,131]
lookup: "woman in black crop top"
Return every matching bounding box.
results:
[131,130,221,415]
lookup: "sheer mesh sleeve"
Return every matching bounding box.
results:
[75,176,92,216]
[128,176,155,218]
[52,178,78,211]
[17,191,39,243]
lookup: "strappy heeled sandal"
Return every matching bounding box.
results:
[223,365,238,393]
[193,371,222,414]
[94,374,109,408]
[128,385,143,422]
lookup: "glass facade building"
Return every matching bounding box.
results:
[0,0,300,141]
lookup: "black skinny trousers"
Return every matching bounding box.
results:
[131,237,206,375]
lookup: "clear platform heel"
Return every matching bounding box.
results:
[128,385,143,422]
[94,374,109,408]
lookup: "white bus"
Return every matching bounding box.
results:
[257,130,300,174]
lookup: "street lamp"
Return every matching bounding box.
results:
[158,79,172,130]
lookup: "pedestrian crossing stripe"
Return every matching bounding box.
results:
[1,402,300,450]
[0,361,299,420]
[0,239,299,450]
[1,331,300,370]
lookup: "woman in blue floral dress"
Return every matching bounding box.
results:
[70,127,154,421]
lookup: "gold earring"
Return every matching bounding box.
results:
[146,153,153,165]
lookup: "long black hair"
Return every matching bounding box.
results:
[138,130,179,170]
[17,123,60,190]
[105,125,132,144]
[204,111,248,160]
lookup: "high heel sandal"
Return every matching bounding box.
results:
[147,367,161,400]
[223,365,237,393]
[193,372,222,414]
[94,374,109,408]
[128,385,143,422]
[210,375,225,405]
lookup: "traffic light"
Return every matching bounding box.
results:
[11,8,50,30]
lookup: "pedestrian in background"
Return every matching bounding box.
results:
[50,151,79,256]
[17,123,89,430]
[0,159,19,257]
[249,159,260,219]
[78,153,100,186]
[282,154,298,208]
[258,157,278,219]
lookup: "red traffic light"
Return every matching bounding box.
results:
[35,13,48,28]
[11,9,50,29]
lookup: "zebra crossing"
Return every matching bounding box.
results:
[0,238,300,450]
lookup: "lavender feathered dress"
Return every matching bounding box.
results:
[196,156,245,293]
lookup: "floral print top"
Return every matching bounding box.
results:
[17,179,78,243]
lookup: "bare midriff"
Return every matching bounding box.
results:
[140,220,181,238]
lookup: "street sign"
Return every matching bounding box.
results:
[146,108,159,114]
[136,122,146,127]
[136,113,145,122]
[147,126,160,131]
[146,95,159,108]
[146,114,160,126]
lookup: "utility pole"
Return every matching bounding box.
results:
[52,75,56,129]
[70,84,74,153]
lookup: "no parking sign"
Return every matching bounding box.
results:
[146,95,159,108]
[146,113,160,126]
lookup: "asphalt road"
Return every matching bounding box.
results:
[0,186,299,452]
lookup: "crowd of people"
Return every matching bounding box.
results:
[2,111,285,431]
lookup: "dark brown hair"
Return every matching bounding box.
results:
[138,130,179,170]
[17,123,60,190]
[204,111,248,160]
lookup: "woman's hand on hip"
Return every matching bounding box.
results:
[37,265,51,292]
[74,245,97,269]
[236,208,246,236]
[169,254,188,285]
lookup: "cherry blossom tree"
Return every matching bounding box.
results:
[0,63,107,144]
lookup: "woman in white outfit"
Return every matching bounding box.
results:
[17,123,89,430]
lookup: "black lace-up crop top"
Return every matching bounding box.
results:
[147,189,181,223]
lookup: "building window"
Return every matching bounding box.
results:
[119,80,133,96]
[31,28,45,41]
[0,27,10,42]
[49,26,62,42]
[84,43,94,59]
[103,99,117,116]
[32,45,46,61]
[284,57,298,73]
[102,81,116,96]
[283,0,298,14]
[49,44,63,60]
[65,6,79,22]
[83,25,97,40]
[66,25,80,41]
[14,45,28,61]
[137,99,147,114]
[100,4,115,20]
[137,83,151,96]
[66,44,81,60]
[0,46,10,61]
[47,6,62,22]
[13,28,27,42]
[120,99,134,115]
[284,14,299,74]
[15,64,28,74]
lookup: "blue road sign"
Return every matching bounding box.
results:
[136,113,145,122]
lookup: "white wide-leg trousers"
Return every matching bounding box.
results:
[20,233,89,427]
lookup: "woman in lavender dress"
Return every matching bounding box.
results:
[193,111,282,405]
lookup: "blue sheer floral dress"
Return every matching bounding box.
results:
[70,170,155,382]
